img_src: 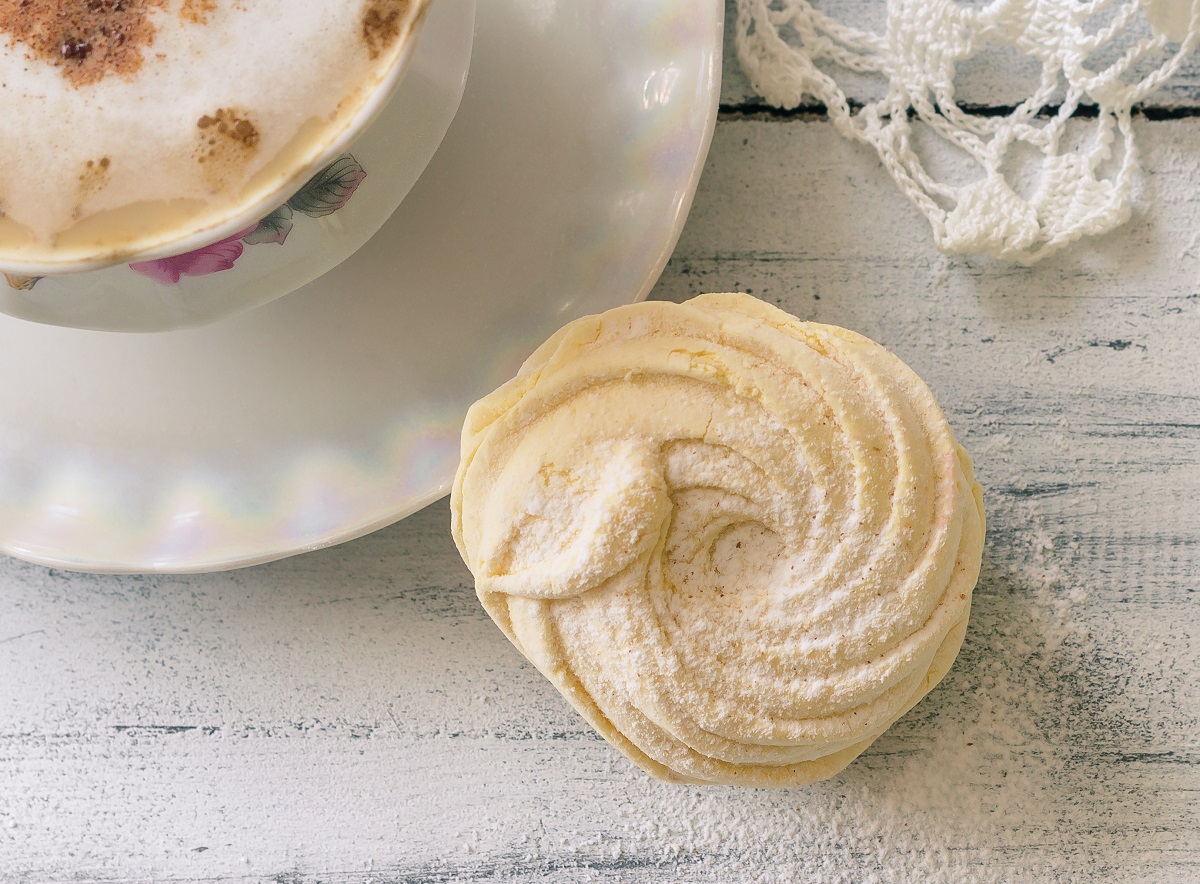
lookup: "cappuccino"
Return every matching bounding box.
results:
[0,0,426,269]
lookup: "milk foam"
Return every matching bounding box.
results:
[0,0,423,264]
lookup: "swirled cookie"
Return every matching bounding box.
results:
[451,293,985,786]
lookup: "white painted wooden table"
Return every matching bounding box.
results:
[3,3,1199,881]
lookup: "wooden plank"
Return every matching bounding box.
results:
[722,0,1200,109]
[3,116,1199,882]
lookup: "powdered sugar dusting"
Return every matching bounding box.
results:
[453,294,986,786]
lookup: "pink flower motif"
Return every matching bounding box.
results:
[130,226,258,285]
[126,154,367,285]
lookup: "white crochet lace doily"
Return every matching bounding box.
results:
[734,0,1200,262]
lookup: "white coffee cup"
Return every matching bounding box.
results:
[0,1,435,282]
[0,0,476,332]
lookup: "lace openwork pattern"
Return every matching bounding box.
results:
[734,0,1200,262]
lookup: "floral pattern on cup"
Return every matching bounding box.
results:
[3,273,39,291]
[128,226,259,285]
[8,155,367,291]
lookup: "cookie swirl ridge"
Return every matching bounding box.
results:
[451,293,986,786]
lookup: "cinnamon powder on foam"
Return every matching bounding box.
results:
[0,0,166,87]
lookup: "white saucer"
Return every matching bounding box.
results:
[0,0,723,573]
